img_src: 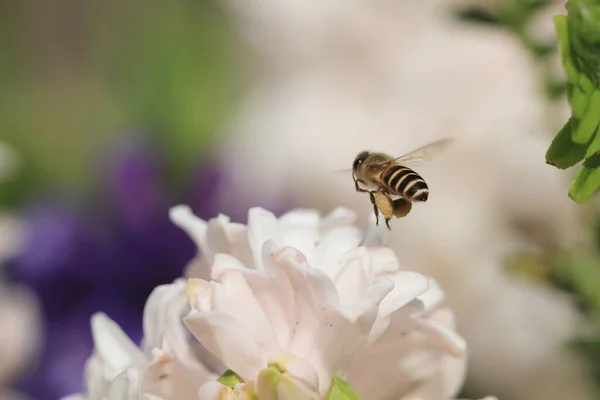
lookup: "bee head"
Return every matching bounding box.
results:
[353,151,370,172]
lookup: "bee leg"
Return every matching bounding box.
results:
[368,191,380,226]
[354,178,369,193]
[385,218,391,230]
[372,191,394,230]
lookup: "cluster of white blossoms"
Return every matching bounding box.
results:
[62,205,496,400]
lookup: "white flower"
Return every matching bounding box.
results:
[171,205,468,399]
[61,280,217,400]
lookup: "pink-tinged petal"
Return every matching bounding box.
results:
[107,367,142,400]
[169,205,207,251]
[141,348,209,399]
[272,247,380,393]
[378,272,430,320]
[211,254,247,280]
[346,346,416,399]
[333,247,379,306]
[282,226,319,260]
[270,248,339,373]
[401,351,467,400]
[344,277,394,333]
[269,353,320,393]
[260,241,295,293]
[187,279,213,312]
[240,261,296,349]
[415,309,466,357]
[276,246,340,309]
[206,215,235,260]
[333,253,370,307]
[211,270,278,349]
[365,247,400,275]
[198,381,232,400]
[91,313,146,380]
[184,311,268,381]
[278,209,320,228]
[278,209,320,258]
[307,307,368,394]
[276,374,320,400]
[142,280,188,351]
[311,227,363,276]
[141,280,215,383]
[183,257,210,280]
[318,208,356,235]
[222,222,254,267]
[416,277,445,311]
[247,208,283,270]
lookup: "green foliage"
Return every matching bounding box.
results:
[545,1,600,203]
[0,0,238,205]
[218,370,245,389]
[326,377,363,400]
[570,337,600,390]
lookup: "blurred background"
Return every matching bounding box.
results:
[2,0,600,399]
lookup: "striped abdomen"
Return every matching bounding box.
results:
[381,166,429,202]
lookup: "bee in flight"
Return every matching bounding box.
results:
[352,138,453,230]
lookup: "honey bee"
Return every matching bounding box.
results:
[352,138,453,230]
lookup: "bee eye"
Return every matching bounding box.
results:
[353,152,369,170]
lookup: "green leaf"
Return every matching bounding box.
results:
[545,118,587,169]
[326,377,363,400]
[576,89,600,146]
[547,3,600,203]
[554,15,578,83]
[569,153,600,203]
[217,370,245,389]
[569,74,595,123]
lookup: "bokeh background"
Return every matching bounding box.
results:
[2,0,600,399]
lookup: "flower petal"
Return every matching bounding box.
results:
[416,277,445,311]
[364,247,399,275]
[234,245,296,349]
[198,381,233,400]
[377,272,430,320]
[278,209,320,228]
[211,269,278,349]
[184,311,269,381]
[269,353,320,393]
[169,205,207,253]
[271,246,382,393]
[211,253,247,279]
[415,309,467,357]
[318,208,356,235]
[344,277,394,333]
[107,367,142,400]
[311,227,363,276]
[141,280,215,383]
[247,208,283,270]
[90,313,146,380]
[333,251,371,307]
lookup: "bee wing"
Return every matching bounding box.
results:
[393,138,454,167]
[330,168,354,174]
